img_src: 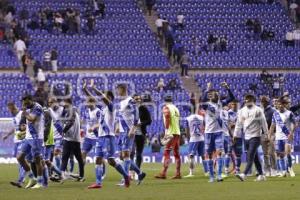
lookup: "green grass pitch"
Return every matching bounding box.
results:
[0,163,300,200]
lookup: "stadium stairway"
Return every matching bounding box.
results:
[180,75,202,101]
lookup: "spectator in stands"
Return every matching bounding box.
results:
[21,52,30,74]
[151,139,161,153]
[155,16,165,38]
[37,68,46,85]
[293,29,300,48]
[50,49,58,73]
[272,77,280,97]
[191,34,200,55]
[13,37,26,61]
[18,9,29,28]
[87,14,95,33]
[54,12,63,32]
[177,13,185,30]
[180,52,190,77]
[220,36,228,52]
[207,34,216,51]
[173,41,184,64]
[290,3,298,23]
[4,10,13,24]
[190,93,196,114]
[43,51,51,71]
[75,11,81,33]
[157,78,165,92]
[146,0,156,16]
[98,0,106,18]
[166,78,178,90]
[285,31,295,46]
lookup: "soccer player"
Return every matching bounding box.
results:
[228,100,243,175]
[155,95,181,179]
[83,81,130,189]
[268,98,295,177]
[48,97,64,175]
[117,84,146,184]
[3,102,26,188]
[17,95,45,189]
[201,82,235,182]
[235,94,268,182]
[60,98,85,182]
[184,106,207,177]
[221,107,231,177]
[81,97,101,165]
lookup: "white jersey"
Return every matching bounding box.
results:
[118,97,139,133]
[221,110,230,136]
[85,107,101,139]
[63,110,81,142]
[49,106,64,139]
[186,114,205,142]
[98,103,115,137]
[13,111,23,143]
[272,109,295,140]
[204,102,224,134]
[228,109,243,138]
[25,103,45,140]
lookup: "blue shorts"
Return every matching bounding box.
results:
[95,136,116,158]
[224,136,232,154]
[54,138,63,151]
[275,140,287,153]
[82,137,97,154]
[188,141,205,157]
[13,142,23,157]
[233,138,243,156]
[21,139,43,158]
[120,133,134,152]
[44,145,54,161]
[205,132,224,154]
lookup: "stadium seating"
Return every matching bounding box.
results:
[0,41,19,69]
[156,0,300,68]
[6,0,169,69]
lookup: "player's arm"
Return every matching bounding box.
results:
[163,106,171,130]
[221,82,235,106]
[22,106,41,122]
[233,110,243,143]
[260,109,268,136]
[82,80,95,98]
[128,100,139,137]
[2,128,15,140]
[288,113,296,142]
[90,79,112,107]
[186,126,190,141]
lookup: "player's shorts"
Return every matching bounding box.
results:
[54,138,63,151]
[224,136,232,154]
[82,137,97,154]
[275,140,287,153]
[21,139,43,158]
[95,135,116,158]
[13,141,24,157]
[233,138,243,156]
[205,132,224,154]
[188,141,205,157]
[44,145,54,161]
[120,133,134,152]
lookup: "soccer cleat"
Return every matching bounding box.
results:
[217,176,223,182]
[204,172,210,177]
[50,175,62,183]
[255,175,266,182]
[76,177,86,182]
[236,173,245,182]
[10,181,22,188]
[31,183,44,189]
[88,183,102,189]
[25,179,37,189]
[137,172,146,185]
[171,175,182,179]
[277,172,287,178]
[184,174,195,178]
[221,173,228,179]
[288,168,296,177]
[154,174,166,179]
[208,177,214,183]
[270,169,277,177]
[265,171,271,177]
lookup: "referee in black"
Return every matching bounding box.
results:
[131,94,152,169]
[60,98,85,182]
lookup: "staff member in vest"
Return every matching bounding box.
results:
[60,98,85,182]
[235,94,268,182]
[155,95,181,179]
[131,94,152,170]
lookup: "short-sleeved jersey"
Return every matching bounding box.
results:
[228,109,243,138]
[85,107,101,139]
[13,111,23,143]
[25,103,45,140]
[186,114,205,142]
[204,102,224,134]
[272,109,295,140]
[221,109,230,136]
[98,103,115,137]
[118,97,138,133]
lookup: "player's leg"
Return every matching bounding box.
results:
[261,139,271,176]
[185,142,196,177]
[172,135,181,179]
[155,137,172,179]
[54,138,62,169]
[135,135,145,169]
[31,139,45,188]
[276,140,286,177]
[215,132,224,181]
[205,133,215,182]
[82,138,92,165]
[199,141,208,175]
[11,142,26,187]
[286,143,295,177]
[269,140,277,176]
[72,141,85,181]
[223,136,230,176]
[233,138,243,175]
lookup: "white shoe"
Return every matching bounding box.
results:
[288,168,296,177]
[265,171,271,177]
[255,175,266,182]
[25,179,37,189]
[31,183,44,189]
[277,172,287,178]
[270,169,277,177]
[236,173,246,181]
[184,174,195,178]
[204,172,210,177]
